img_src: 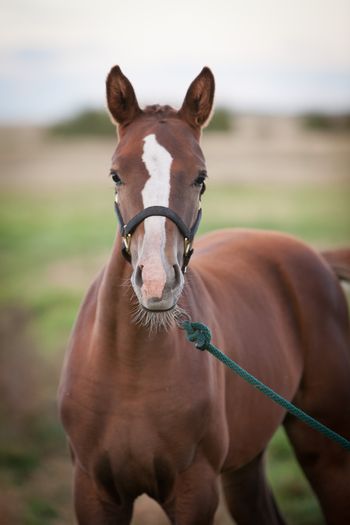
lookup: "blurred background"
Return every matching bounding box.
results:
[1,1,349,524]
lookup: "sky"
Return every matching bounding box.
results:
[1,0,350,123]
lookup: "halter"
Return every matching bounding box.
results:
[114,196,202,272]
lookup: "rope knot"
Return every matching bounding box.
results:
[181,321,211,350]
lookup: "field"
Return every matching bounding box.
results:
[1,118,350,524]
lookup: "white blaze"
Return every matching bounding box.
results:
[140,134,173,298]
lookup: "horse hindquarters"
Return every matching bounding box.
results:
[283,328,350,525]
[283,256,350,524]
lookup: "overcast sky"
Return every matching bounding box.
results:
[1,0,350,123]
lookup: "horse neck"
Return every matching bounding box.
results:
[95,234,179,369]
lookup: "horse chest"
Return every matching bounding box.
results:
[62,372,212,479]
[99,414,196,496]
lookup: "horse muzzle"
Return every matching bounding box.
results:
[131,260,184,311]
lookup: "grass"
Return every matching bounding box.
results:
[1,177,349,524]
[25,499,59,525]
[202,183,350,244]
[0,446,40,484]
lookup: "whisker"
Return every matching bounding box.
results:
[131,303,188,333]
[122,274,189,332]
[119,278,133,289]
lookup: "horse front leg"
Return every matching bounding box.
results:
[74,466,133,525]
[163,460,219,525]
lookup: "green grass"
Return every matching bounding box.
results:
[24,499,59,525]
[201,183,350,244]
[1,179,349,524]
[0,446,40,484]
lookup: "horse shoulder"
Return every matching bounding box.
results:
[58,267,105,431]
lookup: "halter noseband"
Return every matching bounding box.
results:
[114,198,202,272]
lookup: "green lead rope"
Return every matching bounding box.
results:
[181,321,350,452]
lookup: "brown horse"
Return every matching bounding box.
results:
[59,66,350,524]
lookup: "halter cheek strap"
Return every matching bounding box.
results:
[114,199,202,272]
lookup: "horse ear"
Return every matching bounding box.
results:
[178,67,215,129]
[106,66,141,126]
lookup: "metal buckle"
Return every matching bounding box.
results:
[184,237,192,256]
[123,233,132,253]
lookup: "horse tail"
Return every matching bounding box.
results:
[321,248,350,282]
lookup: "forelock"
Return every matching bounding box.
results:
[143,105,178,121]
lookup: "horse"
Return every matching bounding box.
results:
[58,66,350,524]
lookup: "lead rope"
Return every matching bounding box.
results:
[181,321,350,451]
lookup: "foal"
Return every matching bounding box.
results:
[59,66,350,524]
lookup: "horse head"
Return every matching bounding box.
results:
[106,66,215,319]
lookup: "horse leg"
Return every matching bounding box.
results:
[284,415,350,525]
[283,315,350,525]
[162,460,219,525]
[222,452,286,525]
[74,466,133,525]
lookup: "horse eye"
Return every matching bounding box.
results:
[110,170,122,185]
[194,170,207,185]
[193,171,207,195]
[194,176,205,186]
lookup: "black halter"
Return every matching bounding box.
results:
[114,199,202,272]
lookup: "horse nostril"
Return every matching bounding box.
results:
[173,264,181,287]
[135,265,143,287]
